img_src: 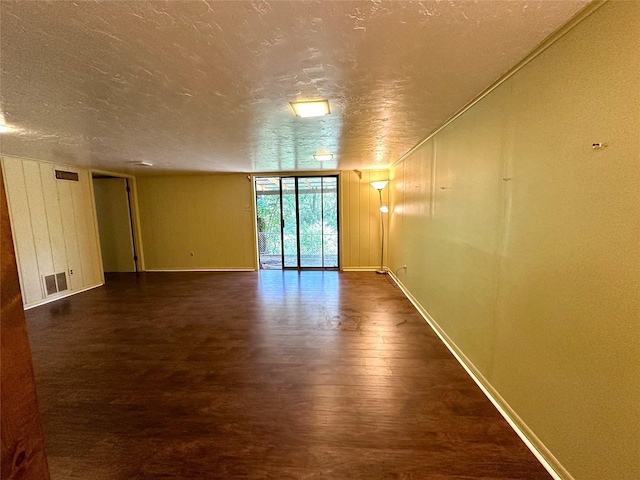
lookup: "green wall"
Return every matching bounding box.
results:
[388,2,640,479]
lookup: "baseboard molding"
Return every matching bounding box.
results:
[341,267,380,272]
[388,272,574,480]
[24,282,104,310]
[144,268,256,272]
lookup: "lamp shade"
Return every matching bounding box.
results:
[370,180,389,191]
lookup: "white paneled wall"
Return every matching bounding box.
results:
[1,157,103,308]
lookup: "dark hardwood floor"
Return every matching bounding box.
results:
[25,271,551,479]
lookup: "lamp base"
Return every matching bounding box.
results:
[375,270,387,274]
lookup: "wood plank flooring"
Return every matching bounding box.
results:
[25,271,552,479]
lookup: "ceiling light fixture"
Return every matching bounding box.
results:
[137,161,153,167]
[0,112,17,134]
[290,100,330,118]
[313,153,333,161]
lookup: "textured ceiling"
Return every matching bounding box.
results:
[0,1,590,174]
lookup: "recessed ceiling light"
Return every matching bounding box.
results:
[313,153,333,161]
[290,100,330,118]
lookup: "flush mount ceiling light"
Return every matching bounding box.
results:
[313,153,333,161]
[136,161,154,167]
[290,100,330,118]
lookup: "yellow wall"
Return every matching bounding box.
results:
[340,170,390,270]
[388,2,640,479]
[136,171,390,271]
[1,157,104,307]
[93,177,136,272]
[136,174,257,270]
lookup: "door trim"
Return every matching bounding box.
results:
[255,175,340,271]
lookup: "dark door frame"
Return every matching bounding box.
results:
[255,175,340,271]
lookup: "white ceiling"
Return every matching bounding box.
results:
[0,1,591,175]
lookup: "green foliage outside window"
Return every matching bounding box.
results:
[256,178,337,259]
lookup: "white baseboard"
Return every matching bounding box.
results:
[388,272,573,480]
[341,267,380,272]
[24,282,104,310]
[143,268,256,272]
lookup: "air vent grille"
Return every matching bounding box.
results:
[55,170,79,181]
[43,272,69,296]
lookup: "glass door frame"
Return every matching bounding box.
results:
[255,175,340,271]
[280,176,299,269]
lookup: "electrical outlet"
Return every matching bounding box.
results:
[69,269,74,275]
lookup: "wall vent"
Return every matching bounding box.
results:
[43,272,68,296]
[55,170,79,181]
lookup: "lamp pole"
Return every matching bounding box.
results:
[370,180,389,275]
[377,188,385,274]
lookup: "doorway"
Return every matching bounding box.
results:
[255,176,339,270]
[92,174,138,273]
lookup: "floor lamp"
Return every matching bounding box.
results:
[370,180,389,274]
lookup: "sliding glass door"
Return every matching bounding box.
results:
[255,176,338,269]
[281,177,298,268]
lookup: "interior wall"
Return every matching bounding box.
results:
[136,173,257,270]
[93,177,136,273]
[388,2,640,479]
[135,171,391,271]
[340,170,390,270]
[1,156,104,308]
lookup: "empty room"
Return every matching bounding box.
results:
[1,1,638,479]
